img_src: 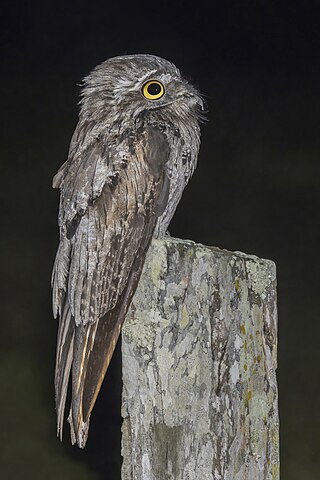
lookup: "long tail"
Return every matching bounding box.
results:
[55,233,153,448]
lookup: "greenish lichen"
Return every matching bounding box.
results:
[122,237,279,480]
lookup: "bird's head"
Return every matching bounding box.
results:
[79,54,205,129]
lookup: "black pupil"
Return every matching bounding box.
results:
[147,83,161,96]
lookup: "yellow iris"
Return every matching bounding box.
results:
[142,80,165,100]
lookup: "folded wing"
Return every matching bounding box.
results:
[52,124,169,447]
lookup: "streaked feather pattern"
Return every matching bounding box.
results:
[52,54,202,447]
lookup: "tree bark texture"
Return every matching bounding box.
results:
[121,237,279,480]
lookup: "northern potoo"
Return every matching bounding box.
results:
[52,54,203,448]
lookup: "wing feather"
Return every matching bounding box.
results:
[53,124,169,447]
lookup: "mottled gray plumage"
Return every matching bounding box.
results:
[52,54,203,447]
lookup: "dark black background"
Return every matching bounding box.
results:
[1,1,319,478]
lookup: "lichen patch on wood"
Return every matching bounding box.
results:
[121,237,279,480]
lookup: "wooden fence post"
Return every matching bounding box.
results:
[121,238,279,480]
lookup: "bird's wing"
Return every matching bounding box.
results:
[52,124,170,447]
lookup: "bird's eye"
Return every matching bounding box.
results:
[142,80,165,100]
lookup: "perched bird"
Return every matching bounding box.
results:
[52,54,203,448]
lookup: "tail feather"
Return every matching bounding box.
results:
[55,224,155,447]
[55,306,74,440]
[69,278,135,448]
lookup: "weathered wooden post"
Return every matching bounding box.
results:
[121,237,279,480]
